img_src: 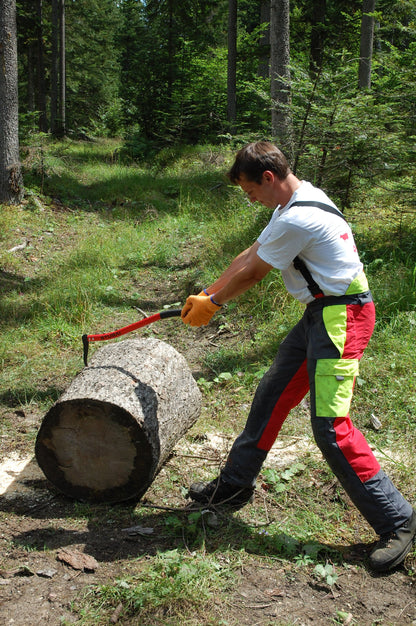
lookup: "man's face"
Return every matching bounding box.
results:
[237,172,279,209]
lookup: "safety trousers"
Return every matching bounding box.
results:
[221,292,412,535]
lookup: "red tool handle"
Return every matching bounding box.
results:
[82,309,182,365]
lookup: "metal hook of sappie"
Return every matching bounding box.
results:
[82,334,89,367]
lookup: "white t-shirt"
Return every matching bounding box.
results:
[257,181,363,304]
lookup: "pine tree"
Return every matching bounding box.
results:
[0,0,24,204]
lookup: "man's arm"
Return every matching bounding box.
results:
[206,242,272,305]
[181,242,273,327]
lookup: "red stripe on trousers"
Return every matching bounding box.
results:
[257,360,309,451]
[333,416,380,482]
[334,301,379,482]
[342,302,375,360]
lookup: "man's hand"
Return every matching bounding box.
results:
[181,294,221,327]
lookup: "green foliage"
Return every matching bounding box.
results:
[290,56,409,207]
[262,463,307,495]
[65,0,122,132]
[14,0,416,207]
[80,549,234,622]
[17,0,122,135]
[116,3,416,204]
[291,0,363,64]
[313,563,338,587]
[245,528,301,559]
[118,0,228,145]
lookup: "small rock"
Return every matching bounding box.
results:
[37,568,58,578]
[201,509,220,528]
[370,413,382,430]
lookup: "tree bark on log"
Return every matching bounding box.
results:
[35,338,201,504]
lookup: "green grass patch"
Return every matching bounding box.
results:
[77,549,236,625]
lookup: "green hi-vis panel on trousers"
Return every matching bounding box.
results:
[315,358,359,418]
[323,304,347,356]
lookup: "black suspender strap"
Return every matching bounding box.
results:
[289,201,347,298]
[293,256,325,297]
[290,200,347,222]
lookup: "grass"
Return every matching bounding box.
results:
[76,549,237,625]
[1,136,416,623]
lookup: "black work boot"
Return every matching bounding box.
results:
[187,476,254,510]
[369,510,416,572]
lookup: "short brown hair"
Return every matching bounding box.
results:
[227,141,290,184]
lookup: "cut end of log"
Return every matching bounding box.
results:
[35,399,153,503]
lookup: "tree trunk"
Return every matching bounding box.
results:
[27,43,36,114]
[258,0,270,79]
[35,338,201,504]
[0,0,24,205]
[227,0,237,130]
[50,0,59,135]
[167,0,174,102]
[36,0,48,132]
[59,0,66,136]
[358,0,376,89]
[270,0,292,156]
[309,0,326,77]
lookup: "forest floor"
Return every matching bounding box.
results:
[1,317,415,626]
[1,144,415,625]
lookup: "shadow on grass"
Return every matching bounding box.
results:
[0,387,63,408]
[0,270,28,295]
[4,501,370,568]
[0,271,46,301]
[37,168,230,218]
[1,459,372,570]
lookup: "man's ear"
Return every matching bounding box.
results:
[262,170,275,183]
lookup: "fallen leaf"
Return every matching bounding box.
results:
[264,587,284,597]
[110,602,124,623]
[370,413,382,430]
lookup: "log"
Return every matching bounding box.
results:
[35,338,201,503]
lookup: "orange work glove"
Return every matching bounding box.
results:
[181,294,222,327]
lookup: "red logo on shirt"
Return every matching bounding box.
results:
[340,233,349,240]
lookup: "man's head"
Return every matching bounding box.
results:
[227,141,290,185]
[227,141,295,209]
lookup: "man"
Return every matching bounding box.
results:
[181,141,415,572]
